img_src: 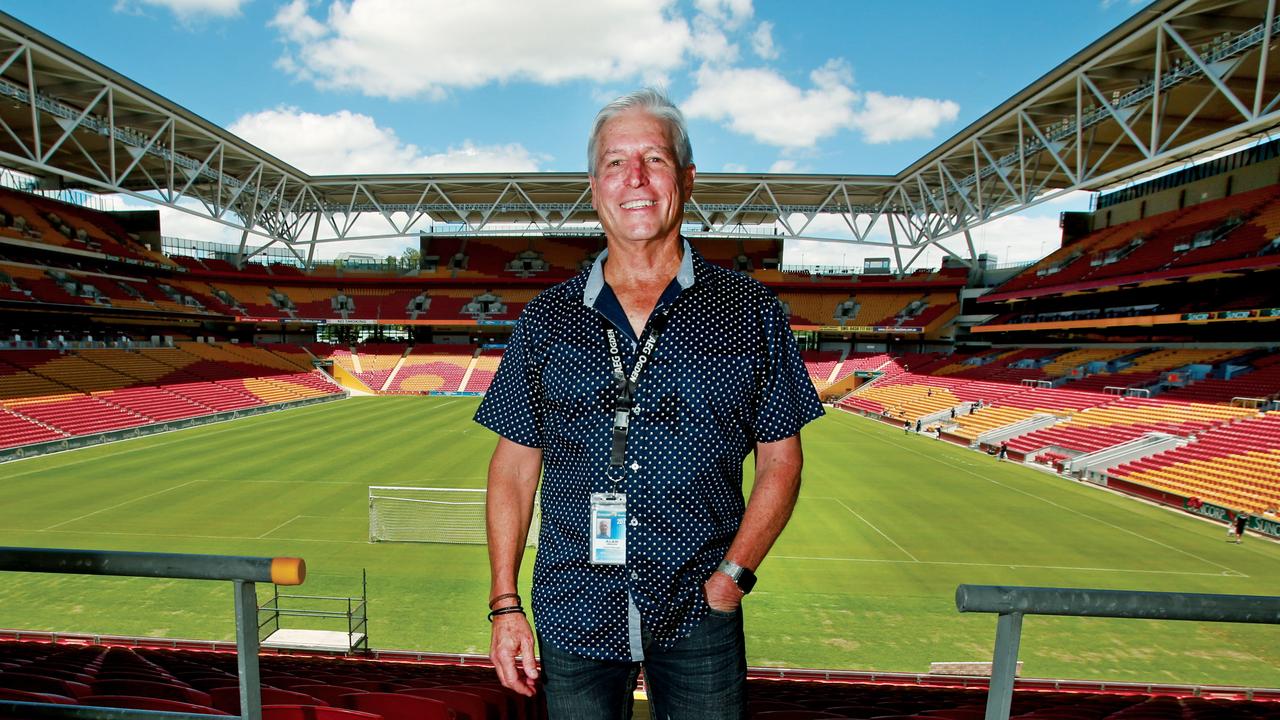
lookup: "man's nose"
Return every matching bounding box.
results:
[625,159,647,187]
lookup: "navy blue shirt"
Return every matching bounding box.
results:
[474,240,823,662]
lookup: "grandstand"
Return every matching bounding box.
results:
[2,0,1280,716]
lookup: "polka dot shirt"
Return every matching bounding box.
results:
[474,241,823,662]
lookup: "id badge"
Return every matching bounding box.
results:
[589,492,626,565]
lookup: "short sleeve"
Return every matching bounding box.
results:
[474,313,544,448]
[753,293,824,442]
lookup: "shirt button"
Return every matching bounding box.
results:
[629,461,641,472]
[630,571,639,580]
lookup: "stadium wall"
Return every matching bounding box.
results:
[1101,475,1280,540]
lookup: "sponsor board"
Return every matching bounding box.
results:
[816,325,924,334]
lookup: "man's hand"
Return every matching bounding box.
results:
[490,611,539,696]
[703,570,744,613]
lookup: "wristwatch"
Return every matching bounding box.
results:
[716,559,757,595]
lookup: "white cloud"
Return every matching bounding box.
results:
[852,92,960,144]
[693,0,753,29]
[721,162,748,172]
[750,21,778,60]
[228,107,543,174]
[768,159,799,173]
[115,0,246,19]
[690,15,740,64]
[683,60,858,148]
[270,0,693,100]
[684,59,959,148]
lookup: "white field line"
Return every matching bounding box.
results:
[827,412,1247,578]
[257,514,303,539]
[40,479,202,531]
[830,497,919,562]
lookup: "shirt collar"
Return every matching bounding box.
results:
[583,237,696,308]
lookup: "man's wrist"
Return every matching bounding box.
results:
[716,559,757,595]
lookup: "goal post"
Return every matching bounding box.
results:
[368,486,539,546]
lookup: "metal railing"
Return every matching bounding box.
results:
[956,584,1280,720]
[0,547,306,720]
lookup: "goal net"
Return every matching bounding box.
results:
[368,486,539,546]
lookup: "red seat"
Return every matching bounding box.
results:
[0,687,78,704]
[0,673,91,698]
[291,685,368,706]
[262,706,383,720]
[80,694,230,715]
[91,679,211,705]
[345,681,411,693]
[208,686,330,713]
[400,687,491,720]
[341,691,455,720]
[450,685,521,720]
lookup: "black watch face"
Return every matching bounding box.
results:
[738,568,757,594]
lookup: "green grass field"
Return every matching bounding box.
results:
[2,396,1279,687]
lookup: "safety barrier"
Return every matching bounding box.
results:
[0,547,306,720]
[955,584,1280,720]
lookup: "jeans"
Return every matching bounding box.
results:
[539,607,747,720]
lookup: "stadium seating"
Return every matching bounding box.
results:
[801,350,841,390]
[1161,353,1280,404]
[1003,397,1257,464]
[0,345,345,449]
[462,349,503,393]
[1109,413,1280,513]
[352,343,407,392]
[8,637,1280,720]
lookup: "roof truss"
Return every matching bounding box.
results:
[0,0,1276,274]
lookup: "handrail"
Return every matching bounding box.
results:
[956,584,1280,720]
[0,547,305,584]
[0,547,306,720]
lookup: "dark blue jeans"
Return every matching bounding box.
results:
[539,607,747,719]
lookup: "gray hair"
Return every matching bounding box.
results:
[587,88,693,176]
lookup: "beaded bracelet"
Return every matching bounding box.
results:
[487,605,526,622]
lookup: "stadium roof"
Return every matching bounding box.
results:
[0,0,1277,270]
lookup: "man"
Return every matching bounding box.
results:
[475,88,822,719]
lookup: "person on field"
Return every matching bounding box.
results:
[476,88,823,719]
[1231,512,1248,543]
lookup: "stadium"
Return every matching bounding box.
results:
[0,1,1279,719]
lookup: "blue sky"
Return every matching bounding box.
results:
[0,0,1149,266]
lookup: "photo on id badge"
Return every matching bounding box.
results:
[590,492,626,564]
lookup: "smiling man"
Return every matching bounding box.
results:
[475,88,823,719]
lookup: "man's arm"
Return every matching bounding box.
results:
[486,436,543,696]
[704,434,803,611]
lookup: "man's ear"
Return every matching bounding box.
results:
[682,164,696,201]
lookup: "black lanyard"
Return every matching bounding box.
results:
[603,312,669,470]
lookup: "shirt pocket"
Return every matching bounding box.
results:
[542,342,610,449]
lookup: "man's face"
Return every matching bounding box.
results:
[590,108,695,247]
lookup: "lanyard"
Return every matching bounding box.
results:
[603,312,669,472]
